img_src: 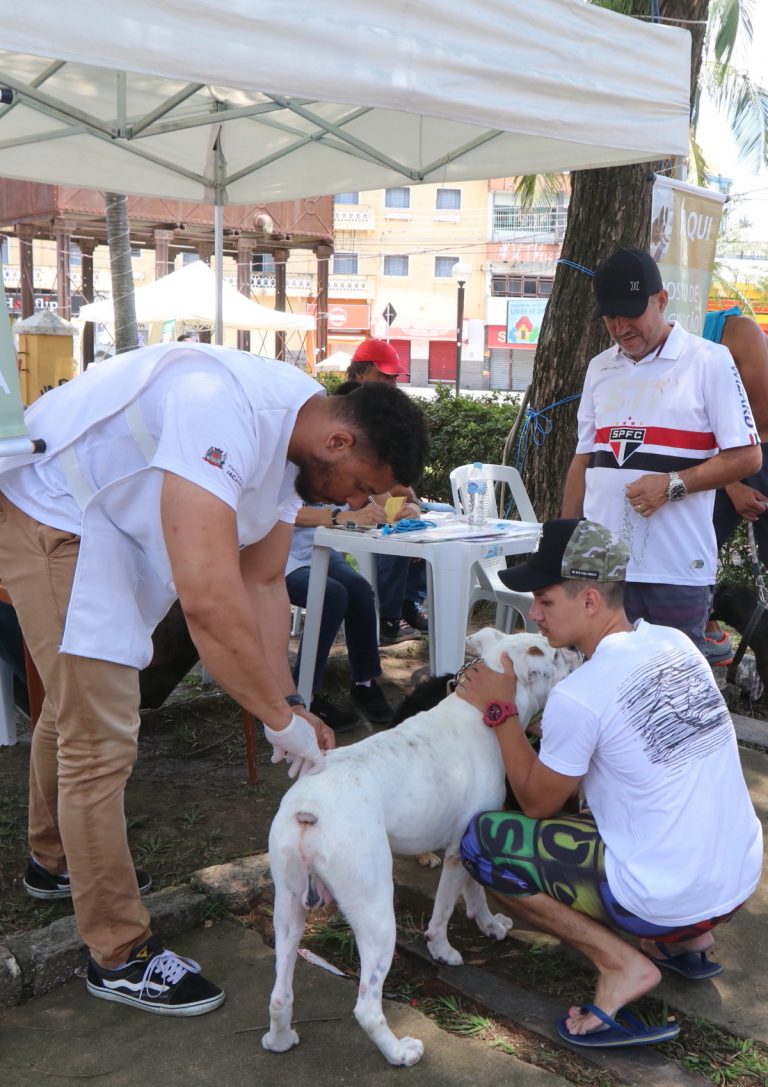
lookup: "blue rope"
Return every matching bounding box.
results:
[556,258,594,278]
[514,393,581,474]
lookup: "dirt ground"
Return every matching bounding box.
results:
[0,631,433,939]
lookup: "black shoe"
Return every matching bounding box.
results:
[310,693,360,733]
[86,935,225,1017]
[23,857,152,901]
[379,619,421,646]
[349,681,394,726]
[402,599,429,632]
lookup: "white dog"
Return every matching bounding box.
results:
[262,629,579,1067]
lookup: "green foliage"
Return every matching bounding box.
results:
[316,373,344,395]
[717,522,754,588]
[417,385,520,503]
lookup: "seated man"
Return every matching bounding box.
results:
[457,518,762,1048]
[286,502,395,728]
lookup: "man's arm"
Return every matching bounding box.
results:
[722,316,768,440]
[561,454,590,518]
[161,473,297,730]
[456,656,580,817]
[626,444,762,516]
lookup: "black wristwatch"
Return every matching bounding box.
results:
[285,693,306,708]
[330,508,342,525]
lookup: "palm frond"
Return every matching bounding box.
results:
[688,132,710,189]
[704,62,768,171]
[513,174,567,212]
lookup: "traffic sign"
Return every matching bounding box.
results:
[382,303,397,326]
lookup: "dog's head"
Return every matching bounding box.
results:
[465,627,581,726]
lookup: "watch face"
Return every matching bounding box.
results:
[485,702,503,723]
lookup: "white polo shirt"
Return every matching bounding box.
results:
[576,322,758,585]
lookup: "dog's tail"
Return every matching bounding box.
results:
[292,811,334,910]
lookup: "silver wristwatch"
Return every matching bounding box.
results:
[665,471,687,502]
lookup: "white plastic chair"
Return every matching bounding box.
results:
[449,463,538,633]
[0,657,17,746]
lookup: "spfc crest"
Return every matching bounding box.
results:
[608,426,646,466]
[203,446,227,469]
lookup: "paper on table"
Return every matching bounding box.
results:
[384,495,406,522]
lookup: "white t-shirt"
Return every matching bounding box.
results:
[539,620,763,926]
[576,322,758,585]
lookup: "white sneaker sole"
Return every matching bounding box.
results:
[86,980,225,1016]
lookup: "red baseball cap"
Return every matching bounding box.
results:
[350,339,408,375]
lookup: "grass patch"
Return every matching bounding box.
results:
[676,1018,768,1086]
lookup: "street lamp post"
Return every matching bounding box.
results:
[452,260,470,395]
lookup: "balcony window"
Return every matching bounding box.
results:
[333,251,359,275]
[1,236,9,264]
[436,188,461,211]
[491,273,554,298]
[181,251,200,266]
[69,242,82,267]
[383,254,409,276]
[385,187,410,209]
[335,192,359,204]
[252,253,276,274]
[434,256,459,278]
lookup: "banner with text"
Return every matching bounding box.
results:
[505,298,549,345]
[651,175,725,336]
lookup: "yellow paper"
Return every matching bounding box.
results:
[384,495,406,523]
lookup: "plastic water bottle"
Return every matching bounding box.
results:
[466,462,488,526]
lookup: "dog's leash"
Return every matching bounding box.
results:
[726,522,768,684]
[447,656,483,695]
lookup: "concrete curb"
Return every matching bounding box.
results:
[0,857,272,1010]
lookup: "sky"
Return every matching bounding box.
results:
[696,2,768,238]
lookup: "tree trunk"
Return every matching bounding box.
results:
[104,192,139,354]
[522,0,710,520]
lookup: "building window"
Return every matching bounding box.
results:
[436,188,461,211]
[334,192,359,205]
[332,251,359,275]
[251,253,276,274]
[434,255,459,278]
[385,187,410,209]
[491,274,554,297]
[130,247,143,259]
[0,236,9,264]
[181,251,200,266]
[69,242,82,267]
[384,254,409,276]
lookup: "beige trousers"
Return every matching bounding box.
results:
[0,493,151,967]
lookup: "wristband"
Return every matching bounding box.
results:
[285,693,306,708]
[331,508,342,525]
[482,701,519,728]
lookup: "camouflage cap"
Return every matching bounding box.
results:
[499,518,628,592]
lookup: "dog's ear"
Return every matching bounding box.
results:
[466,626,504,657]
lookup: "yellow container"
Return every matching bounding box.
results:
[14,311,76,405]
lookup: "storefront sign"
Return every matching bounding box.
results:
[505,298,548,344]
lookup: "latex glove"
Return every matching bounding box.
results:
[264,714,326,779]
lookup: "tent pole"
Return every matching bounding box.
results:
[214,204,223,345]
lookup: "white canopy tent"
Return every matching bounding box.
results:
[0,0,692,447]
[78,260,314,331]
[1,1,690,202]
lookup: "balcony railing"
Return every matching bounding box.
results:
[329,273,370,295]
[249,273,315,295]
[333,204,375,229]
[492,204,568,242]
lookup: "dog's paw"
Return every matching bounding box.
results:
[480,912,514,940]
[427,940,463,966]
[262,1028,300,1053]
[388,1037,424,1066]
[417,851,441,869]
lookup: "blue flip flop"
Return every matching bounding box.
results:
[651,942,723,981]
[555,1004,680,1048]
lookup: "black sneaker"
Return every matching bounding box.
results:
[23,857,152,901]
[349,681,394,726]
[310,693,360,733]
[379,619,421,646]
[86,935,225,1017]
[402,599,429,632]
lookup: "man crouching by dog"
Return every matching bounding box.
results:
[457,518,762,1050]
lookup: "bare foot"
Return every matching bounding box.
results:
[564,953,661,1036]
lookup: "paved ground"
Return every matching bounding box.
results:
[1,743,766,1086]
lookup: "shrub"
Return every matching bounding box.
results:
[416,385,521,503]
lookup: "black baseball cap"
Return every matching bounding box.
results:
[499,519,628,592]
[592,246,664,320]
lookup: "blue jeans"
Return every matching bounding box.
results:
[286,552,381,693]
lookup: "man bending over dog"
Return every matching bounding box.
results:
[458,518,762,1049]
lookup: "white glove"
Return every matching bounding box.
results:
[264,713,326,779]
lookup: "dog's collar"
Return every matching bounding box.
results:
[447,656,484,694]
